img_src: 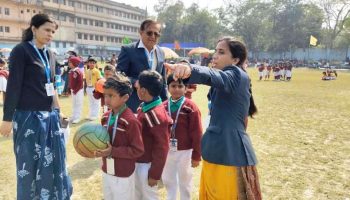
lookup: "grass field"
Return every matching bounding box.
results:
[0,68,349,199]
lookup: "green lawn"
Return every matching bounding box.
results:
[0,68,349,199]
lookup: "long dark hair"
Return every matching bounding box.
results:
[22,13,58,42]
[218,37,258,117]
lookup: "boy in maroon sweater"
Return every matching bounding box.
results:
[94,75,144,200]
[134,70,172,200]
[162,74,202,200]
[68,56,84,124]
[93,64,116,113]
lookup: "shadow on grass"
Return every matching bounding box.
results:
[68,158,100,181]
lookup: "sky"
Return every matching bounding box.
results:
[112,0,225,16]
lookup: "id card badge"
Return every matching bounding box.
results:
[45,83,55,96]
[106,158,115,175]
[169,138,178,152]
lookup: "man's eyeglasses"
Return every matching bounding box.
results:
[145,31,161,38]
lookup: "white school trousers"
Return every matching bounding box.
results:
[0,76,7,92]
[71,89,83,121]
[162,149,193,200]
[103,172,135,200]
[86,86,100,118]
[135,163,160,200]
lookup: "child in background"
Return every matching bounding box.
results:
[85,57,102,120]
[134,70,172,200]
[68,56,84,124]
[0,58,9,104]
[162,74,202,200]
[94,75,144,200]
[258,64,264,81]
[184,84,197,99]
[93,64,116,112]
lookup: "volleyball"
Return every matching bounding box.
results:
[95,78,106,93]
[73,123,110,158]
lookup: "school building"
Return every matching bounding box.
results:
[0,0,146,57]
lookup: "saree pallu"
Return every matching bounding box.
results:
[13,110,72,200]
[199,160,261,200]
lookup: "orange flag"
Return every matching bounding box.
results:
[174,40,181,50]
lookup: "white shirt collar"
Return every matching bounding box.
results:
[138,40,156,54]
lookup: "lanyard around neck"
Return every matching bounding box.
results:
[107,105,127,143]
[168,97,185,138]
[29,41,51,83]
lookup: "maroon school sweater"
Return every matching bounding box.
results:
[137,104,172,180]
[68,67,83,94]
[101,107,144,177]
[163,98,202,161]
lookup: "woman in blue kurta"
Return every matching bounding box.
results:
[0,14,72,199]
[166,37,261,199]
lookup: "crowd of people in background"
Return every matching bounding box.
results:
[257,62,293,81]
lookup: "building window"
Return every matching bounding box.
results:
[89,19,93,26]
[63,42,66,48]
[53,0,59,3]
[77,33,82,39]
[33,10,36,14]
[100,36,103,41]
[0,7,2,14]
[76,2,81,9]
[5,8,10,15]
[95,35,98,41]
[0,26,3,32]
[70,42,74,47]
[21,10,24,14]
[84,34,88,40]
[83,3,87,10]
[77,17,81,24]
[55,41,59,47]
[5,26,10,33]
[59,15,66,21]
[90,35,93,40]
[68,1,74,7]
[83,18,87,25]
[69,16,74,23]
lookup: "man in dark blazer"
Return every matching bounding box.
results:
[118,19,167,112]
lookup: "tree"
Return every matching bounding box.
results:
[180,3,223,47]
[217,0,324,58]
[271,0,323,56]
[318,0,350,49]
[155,0,225,48]
[156,1,185,43]
[217,0,273,58]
